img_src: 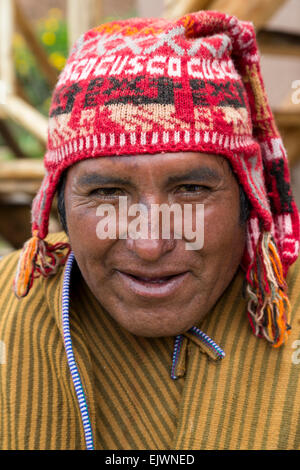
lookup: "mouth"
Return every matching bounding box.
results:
[116,270,189,299]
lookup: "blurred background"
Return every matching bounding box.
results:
[0,0,299,256]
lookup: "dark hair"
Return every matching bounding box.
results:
[239,183,251,225]
[57,171,68,234]
[56,169,251,234]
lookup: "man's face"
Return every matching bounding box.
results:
[64,152,246,337]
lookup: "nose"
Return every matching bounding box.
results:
[123,195,178,261]
[125,237,176,262]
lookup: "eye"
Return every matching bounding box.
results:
[89,187,125,197]
[175,184,210,193]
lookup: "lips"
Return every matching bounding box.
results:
[127,273,182,283]
[116,269,189,298]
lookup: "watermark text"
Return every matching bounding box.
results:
[96,197,204,250]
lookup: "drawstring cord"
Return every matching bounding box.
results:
[62,251,95,450]
[62,251,226,447]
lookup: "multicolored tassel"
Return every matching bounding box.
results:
[246,231,291,347]
[14,230,70,298]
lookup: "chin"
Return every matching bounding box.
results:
[116,314,196,338]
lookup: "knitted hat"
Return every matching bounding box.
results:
[14,10,300,347]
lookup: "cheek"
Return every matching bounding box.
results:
[203,195,245,259]
[66,204,113,266]
[68,206,96,244]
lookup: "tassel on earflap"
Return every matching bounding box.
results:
[246,232,291,347]
[14,230,70,298]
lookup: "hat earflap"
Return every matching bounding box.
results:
[13,171,70,298]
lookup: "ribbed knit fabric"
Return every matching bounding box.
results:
[2,232,300,449]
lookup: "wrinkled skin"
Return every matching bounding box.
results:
[64,152,246,337]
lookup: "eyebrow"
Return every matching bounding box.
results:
[77,166,223,188]
[166,167,222,185]
[77,173,132,187]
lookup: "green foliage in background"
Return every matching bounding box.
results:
[14,7,68,115]
[0,8,67,159]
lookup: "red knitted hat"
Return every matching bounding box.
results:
[14,10,300,347]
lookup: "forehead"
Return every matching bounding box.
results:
[68,152,233,181]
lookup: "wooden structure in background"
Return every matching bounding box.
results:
[0,159,44,248]
[0,0,102,251]
[0,0,49,150]
[165,0,287,25]
[0,0,299,252]
[67,0,103,47]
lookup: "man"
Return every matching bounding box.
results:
[0,10,300,450]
